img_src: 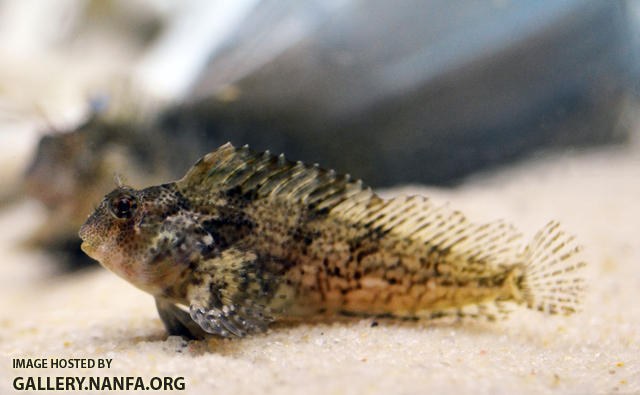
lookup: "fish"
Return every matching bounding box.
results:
[79,143,587,338]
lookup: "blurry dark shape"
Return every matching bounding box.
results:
[188,0,637,186]
[25,118,127,268]
[24,115,170,269]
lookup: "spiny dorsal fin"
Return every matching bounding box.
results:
[179,144,522,270]
[177,143,374,210]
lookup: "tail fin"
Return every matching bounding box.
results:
[519,221,587,315]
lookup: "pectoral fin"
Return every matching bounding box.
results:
[186,248,280,338]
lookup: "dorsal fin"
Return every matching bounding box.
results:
[179,143,522,270]
[177,143,374,211]
[332,194,523,272]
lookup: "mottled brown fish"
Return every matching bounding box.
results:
[79,143,586,338]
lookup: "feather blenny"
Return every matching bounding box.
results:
[79,143,586,338]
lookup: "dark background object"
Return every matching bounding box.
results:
[187,0,637,186]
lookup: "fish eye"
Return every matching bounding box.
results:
[109,193,137,219]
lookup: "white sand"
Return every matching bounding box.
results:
[1,136,639,394]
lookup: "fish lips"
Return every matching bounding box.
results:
[78,218,103,260]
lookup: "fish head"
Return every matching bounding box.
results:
[79,184,193,296]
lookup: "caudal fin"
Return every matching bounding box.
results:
[519,221,587,315]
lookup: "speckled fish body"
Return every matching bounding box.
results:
[79,143,586,338]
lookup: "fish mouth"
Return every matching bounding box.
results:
[79,240,95,256]
[78,222,99,258]
[79,238,107,263]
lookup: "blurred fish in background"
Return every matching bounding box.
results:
[0,0,638,269]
